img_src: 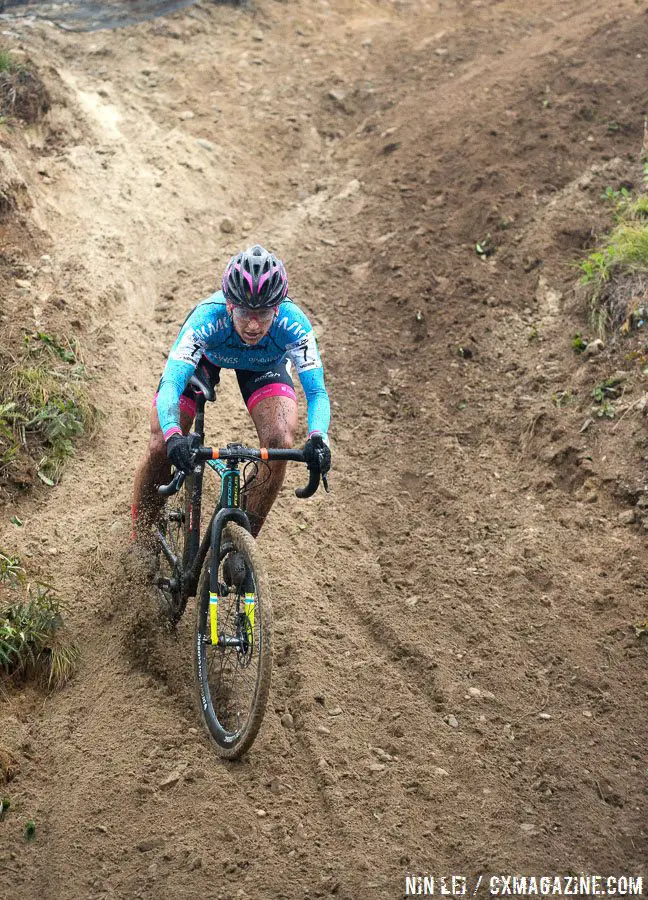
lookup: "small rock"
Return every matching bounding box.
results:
[159,771,181,790]
[95,824,108,834]
[372,747,395,762]
[315,725,330,735]
[467,687,481,698]
[317,757,337,785]
[219,216,235,234]
[137,837,164,852]
[445,715,459,728]
[584,338,604,358]
[280,712,295,730]
[15,279,32,290]
[538,712,552,720]
[328,89,346,103]
[251,30,264,41]
[190,856,203,870]
[435,47,449,56]
[327,706,342,717]
[368,762,385,773]
[179,110,195,120]
[618,510,636,525]
[255,809,267,818]
[507,565,525,578]
[583,710,593,718]
[196,138,216,151]
[520,823,538,835]
[433,767,450,777]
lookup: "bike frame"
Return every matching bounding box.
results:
[159,391,250,616]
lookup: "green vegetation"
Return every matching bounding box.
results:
[0,44,50,124]
[0,51,17,74]
[571,333,588,353]
[552,390,575,408]
[592,375,625,403]
[580,178,648,335]
[589,375,625,419]
[0,331,97,486]
[475,234,495,258]
[0,551,79,687]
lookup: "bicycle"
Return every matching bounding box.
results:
[153,373,327,759]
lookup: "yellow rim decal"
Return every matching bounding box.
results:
[209,593,218,645]
[244,592,255,629]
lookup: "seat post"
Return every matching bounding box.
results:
[194,393,207,443]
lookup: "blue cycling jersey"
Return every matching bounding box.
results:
[156,291,331,439]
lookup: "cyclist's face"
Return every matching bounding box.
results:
[227,302,278,344]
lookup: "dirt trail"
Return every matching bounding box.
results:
[1,0,647,897]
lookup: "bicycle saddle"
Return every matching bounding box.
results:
[189,372,216,402]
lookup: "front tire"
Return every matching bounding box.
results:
[194,522,272,759]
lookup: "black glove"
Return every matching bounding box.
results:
[303,433,331,475]
[166,433,197,475]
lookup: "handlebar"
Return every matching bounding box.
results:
[158,443,328,499]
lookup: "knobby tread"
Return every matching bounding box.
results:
[193,521,273,759]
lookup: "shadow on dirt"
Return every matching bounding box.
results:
[0,0,245,32]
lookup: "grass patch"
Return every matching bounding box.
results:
[0,551,79,687]
[0,44,50,123]
[580,171,648,335]
[0,51,15,74]
[0,331,98,488]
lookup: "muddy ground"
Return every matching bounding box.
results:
[0,0,647,897]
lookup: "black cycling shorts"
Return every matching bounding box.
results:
[155,356,296,420]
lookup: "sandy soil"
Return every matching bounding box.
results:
[0,0,647,897]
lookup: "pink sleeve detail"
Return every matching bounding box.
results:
[164,426,183,440]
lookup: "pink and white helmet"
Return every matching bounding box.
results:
[221,244,288,309]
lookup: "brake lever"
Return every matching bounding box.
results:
[322,473,330,493]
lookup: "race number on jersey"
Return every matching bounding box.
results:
[286,331,321,374]
[169,328,205,366]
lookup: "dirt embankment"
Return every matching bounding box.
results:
[0,0,647,898]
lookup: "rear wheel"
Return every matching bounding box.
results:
[194,522,272,759]
[154,478,190,624]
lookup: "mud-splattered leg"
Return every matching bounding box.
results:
[246,395,298,537]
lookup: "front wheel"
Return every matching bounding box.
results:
[194,522,272,759]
